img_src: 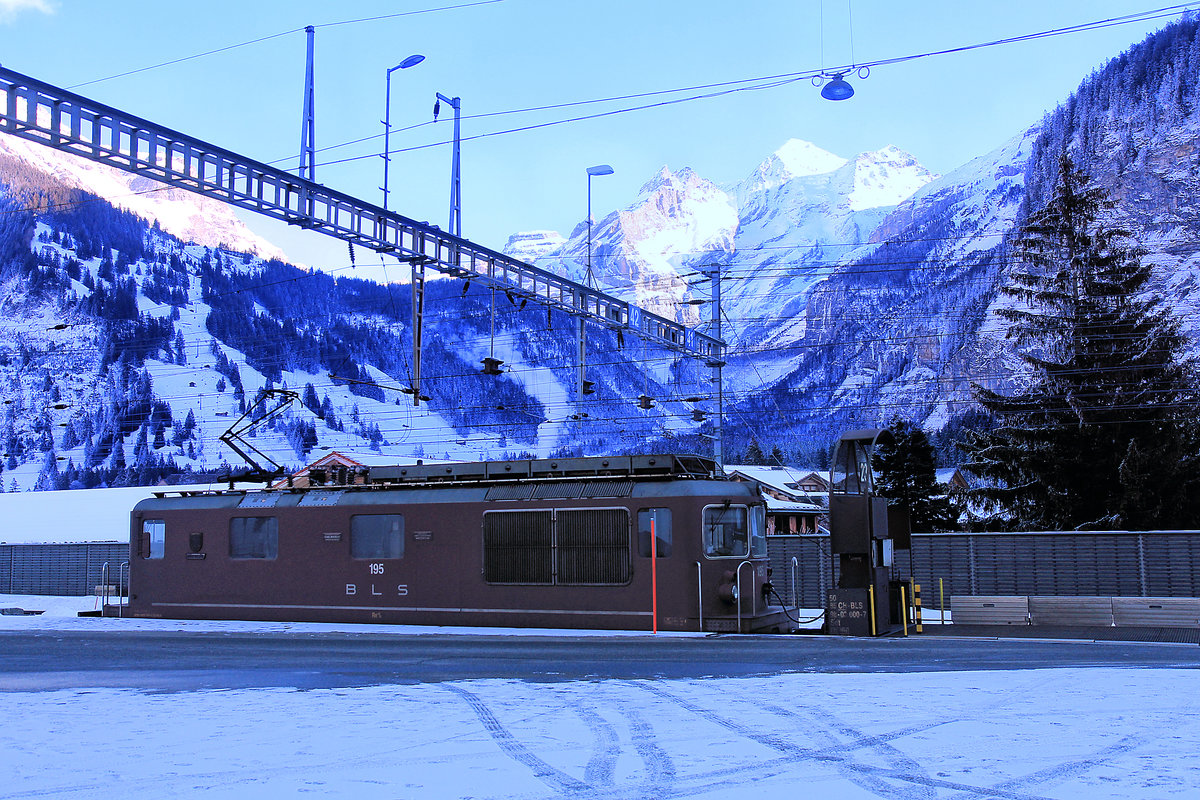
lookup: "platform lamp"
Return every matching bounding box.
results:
[381,54,425,211]
[576,164,614,404]
[585,164,614,288]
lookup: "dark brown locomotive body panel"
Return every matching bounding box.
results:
[126,457,775,632]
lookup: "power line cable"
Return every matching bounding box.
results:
[64,1,506,90]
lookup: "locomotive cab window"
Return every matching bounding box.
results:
[229,517,278,560]
[703,505,752,557]
[141,519,165,559]
[351,514,404,559]
[637,508,672,557]
[750,505,767,557]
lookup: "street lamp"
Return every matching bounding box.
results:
[433,93,462,237]
[381,54,425,211]
[576,164,615,405]
[585,164,614,288]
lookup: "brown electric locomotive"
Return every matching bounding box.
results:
[126,455,789,632]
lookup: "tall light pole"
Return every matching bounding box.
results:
[585,164,614,289]
[577,164,614,406]
[381,54,425,211]
[433,93,462,237]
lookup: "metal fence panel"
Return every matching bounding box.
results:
[0,543,128,596]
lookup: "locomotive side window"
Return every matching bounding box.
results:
[703,506,749,557]
[350,514,404,559]
[637,508,672,557]
[142,519,165,559]
[229,517,278,560]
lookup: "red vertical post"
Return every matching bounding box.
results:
[651,512,658,634]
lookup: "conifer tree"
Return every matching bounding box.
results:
[874,418,955,531]
[962,154,1200,529]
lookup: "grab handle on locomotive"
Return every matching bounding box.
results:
[736,559,755,634]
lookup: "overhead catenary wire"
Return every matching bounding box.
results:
[64,0,507,90]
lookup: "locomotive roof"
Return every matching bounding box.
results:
[132,455,757,512]
[132,479,757,512]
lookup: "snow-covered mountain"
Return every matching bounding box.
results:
[506,139,940,382]
[0,142,690,490]
[0,136,283,259]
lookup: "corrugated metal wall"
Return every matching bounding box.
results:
[769,531,1200,608]
[0,543,129,596]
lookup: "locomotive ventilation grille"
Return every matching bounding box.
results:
[483,509,631,585]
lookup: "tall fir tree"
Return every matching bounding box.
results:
[873,418,956,532]
[962,154,1200,530]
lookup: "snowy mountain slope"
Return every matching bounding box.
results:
[504,139,939,349]
[0,136,282,259]
[756,127,1039,438]
[0,152,704,490]
[522,166,740,320]
[720,142,939,358]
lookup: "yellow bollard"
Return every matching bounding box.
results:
[868,584,877,636]
[913,582,923,634]
[900,585,909,636]
[940,578,945,625]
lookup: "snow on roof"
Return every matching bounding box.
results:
[725,464,828,494]
[0,483,251,545]
[764,498,823,513]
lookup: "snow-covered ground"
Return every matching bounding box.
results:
[1,596,1197,798]
[1,663,1195,798]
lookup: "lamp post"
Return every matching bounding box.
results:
[381,54,425,211]
[576,164,614,405]
[585,164,614,288]
[433,93,462,237]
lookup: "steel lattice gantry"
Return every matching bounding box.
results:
[0,66,724,408]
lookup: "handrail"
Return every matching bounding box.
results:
[695,561,704,633]
[735,559,755,634]
[99,561,110,611]
[119,561,129,617]
[790,556,800,612]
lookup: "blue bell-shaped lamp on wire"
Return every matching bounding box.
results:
[820,71,854,101]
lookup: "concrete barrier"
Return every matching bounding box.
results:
[1028,596,1114,627]
[1112,597,1200,627]
[950,596,1029,625]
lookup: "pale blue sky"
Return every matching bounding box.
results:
[0,1,1192,265]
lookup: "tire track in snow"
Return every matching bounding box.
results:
[991,734,1142,792]
[445,684,592,796]
[783,703,936,800]
[572,702,619,788]
[636,682,1059,800]
[626,707,677,798]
